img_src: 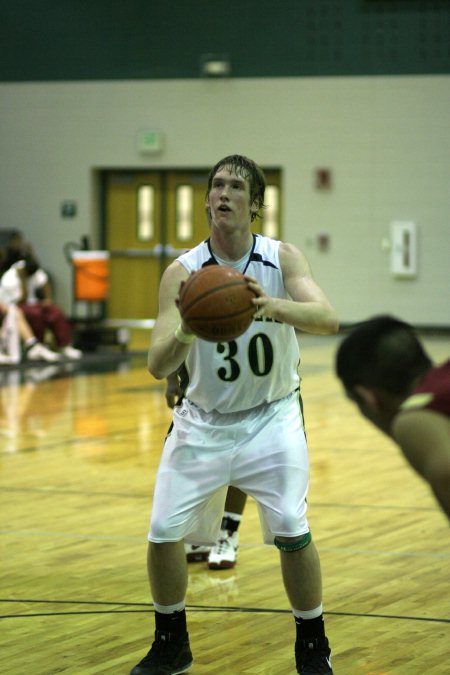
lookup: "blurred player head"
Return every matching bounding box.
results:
[336,315,432,432]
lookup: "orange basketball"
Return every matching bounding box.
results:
[178,266,256,342]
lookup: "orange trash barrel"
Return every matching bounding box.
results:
[72,251,110,301]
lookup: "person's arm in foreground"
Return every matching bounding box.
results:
[392,410,450,520]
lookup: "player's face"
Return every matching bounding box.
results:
[207,167,255,229]
[347,389,391,435]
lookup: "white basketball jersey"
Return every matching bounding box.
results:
[177,234,300,413]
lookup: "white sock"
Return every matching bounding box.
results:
[153,600,186,614]
[223,511,243,523]
[292,604,323,620]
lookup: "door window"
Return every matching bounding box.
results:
[137,185,155,241]
[175,185,194,242]
[262,184,280,239]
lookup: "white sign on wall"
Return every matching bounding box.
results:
[390,221,417,278]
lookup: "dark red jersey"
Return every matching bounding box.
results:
[402,360,450,417]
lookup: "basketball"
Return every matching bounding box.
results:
[178,266,256,342]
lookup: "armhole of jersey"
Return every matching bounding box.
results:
[178,362,190,392]
[272,238,281,272]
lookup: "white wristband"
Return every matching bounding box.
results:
[174,323,196,344]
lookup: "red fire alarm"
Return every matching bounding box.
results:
[315,168,332,191]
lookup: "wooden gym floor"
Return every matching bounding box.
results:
[0,333,449,674]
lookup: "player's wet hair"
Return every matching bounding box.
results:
[336,315,432,395]
[206,154,266,221]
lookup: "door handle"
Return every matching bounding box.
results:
[163,244,190,257]
[110,244,189,259]
[110,245,163,258]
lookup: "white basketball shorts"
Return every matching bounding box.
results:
[148,389,310,546]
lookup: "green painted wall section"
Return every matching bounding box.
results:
[1,0,449,82]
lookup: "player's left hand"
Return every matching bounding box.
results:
[165,372,183,409]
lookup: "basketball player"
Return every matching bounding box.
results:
[131,154,338,675]
[336,315,450,520]
[165,368,247,569]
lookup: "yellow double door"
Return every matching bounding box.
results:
[104,169,281,332]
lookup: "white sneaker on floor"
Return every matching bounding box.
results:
[208,530,239,570]
[0,351,17,365]
[27,342,62,362]
[61,345,83,359]
[185,543,211,563]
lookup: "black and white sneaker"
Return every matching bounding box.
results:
[184,543,211,562]
[295,636,333,674]
[130,630,193,675]
[207,530,239,569]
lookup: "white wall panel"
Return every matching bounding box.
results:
[0,76,449,325]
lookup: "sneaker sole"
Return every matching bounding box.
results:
[172,659,193,674]
[131,658,192,675]
[186,552,209,563]
[208,560,236,570]
[28,358,61,363]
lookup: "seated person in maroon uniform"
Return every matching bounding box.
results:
[0,242,82,360]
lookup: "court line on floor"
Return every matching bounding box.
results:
[0,485,152,499]
[1,528,448,558]
[0,485,440,513]
[0,598,448,624]
[0,424,170,454]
